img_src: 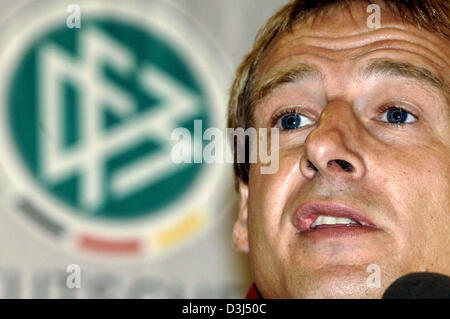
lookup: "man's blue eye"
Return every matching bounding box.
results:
[382,108,416,124]
[282,114,301,129]
[277,113,313,130]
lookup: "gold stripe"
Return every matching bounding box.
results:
[153,211,206,248]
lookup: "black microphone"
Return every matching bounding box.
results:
[382,272,450,299]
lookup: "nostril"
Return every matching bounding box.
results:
[329,159,354,172]
[307,160,318,172]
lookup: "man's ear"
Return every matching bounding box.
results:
[233,179,249,253]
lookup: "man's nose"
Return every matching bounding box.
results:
[299,100,366,180]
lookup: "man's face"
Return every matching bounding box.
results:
[233,2,449,298]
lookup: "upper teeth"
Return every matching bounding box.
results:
[311,215,359,228]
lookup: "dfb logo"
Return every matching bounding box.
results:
[0,1,230,262]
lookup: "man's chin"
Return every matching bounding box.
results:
[285,265,386,299]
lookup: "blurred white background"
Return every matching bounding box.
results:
[0,0,289,298]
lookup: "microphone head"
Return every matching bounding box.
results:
[382,272,450,299]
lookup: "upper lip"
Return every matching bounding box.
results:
[292,200,378,233]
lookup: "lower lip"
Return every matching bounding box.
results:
[298,224,380,241]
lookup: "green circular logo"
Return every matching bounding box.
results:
[0,2,230,260]
[9,18,211,219]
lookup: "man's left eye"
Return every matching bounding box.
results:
[380,107,417,124]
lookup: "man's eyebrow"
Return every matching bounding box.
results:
[253,64,321,103]
[362,60,448,98]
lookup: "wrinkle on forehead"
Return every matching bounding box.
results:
[259,0,449,65]
[256,5,449,90]
[260,27,449,70]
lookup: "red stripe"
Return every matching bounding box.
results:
[78,234,142,254]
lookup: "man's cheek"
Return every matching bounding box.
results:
[250,150,303,192]
[381,149,445,253]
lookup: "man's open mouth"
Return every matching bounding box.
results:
[292,200,379,235]
[310,215,361,229]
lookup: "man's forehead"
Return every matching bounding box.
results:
[259,1,448,71]
[256,2,449,90]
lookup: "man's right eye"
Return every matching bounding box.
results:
[274,111,314,130]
